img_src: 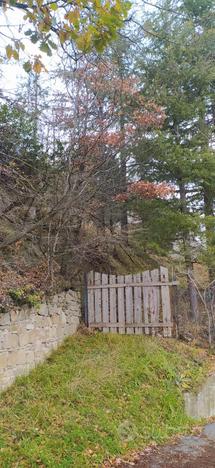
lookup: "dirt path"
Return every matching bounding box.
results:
[118,423,215,468]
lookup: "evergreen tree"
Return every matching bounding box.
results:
[132,0,215,319]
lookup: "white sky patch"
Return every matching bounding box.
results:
[0,7,55,94]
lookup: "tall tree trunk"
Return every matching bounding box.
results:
[117,54,128,241]
[185,257,199,322]
[204,185,214,280]
[199,111,215,279]
[179,180,199,321]
[120,153,128,238]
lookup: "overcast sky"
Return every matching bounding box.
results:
[0,7,53,95]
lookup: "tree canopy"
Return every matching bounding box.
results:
[1,0,131,71]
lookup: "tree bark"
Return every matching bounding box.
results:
[179,180,199,321]
[186,263,199,322]
[204,185,214,280]
[120,154,128,238]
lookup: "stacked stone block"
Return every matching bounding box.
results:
[0,290,81,391]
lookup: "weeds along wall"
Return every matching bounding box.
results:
[0,290,81,391]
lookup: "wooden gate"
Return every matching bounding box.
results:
[87,267,177,337]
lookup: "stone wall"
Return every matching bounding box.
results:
[0,290,81,391]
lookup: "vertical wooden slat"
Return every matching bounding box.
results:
[94,272,102,327]
[88,271,95,326]
[110,274,117,333]
[160,266,172,337]
[117,275,125,334]
[125,274,134,334]
[133,273,142,334]
[148,273,154,336]
[150,269,160,336]
[102,273,109,333]
[142,270,150,335]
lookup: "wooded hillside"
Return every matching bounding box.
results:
[0,0,214,322]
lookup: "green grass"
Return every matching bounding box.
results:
[0,333,208,467]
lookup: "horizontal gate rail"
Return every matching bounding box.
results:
[88,281,178,289]
[89,322,174,328]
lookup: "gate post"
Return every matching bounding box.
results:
[83,272,89,327]
[172,278,179,338]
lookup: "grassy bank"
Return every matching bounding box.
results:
[0,333,208,467]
